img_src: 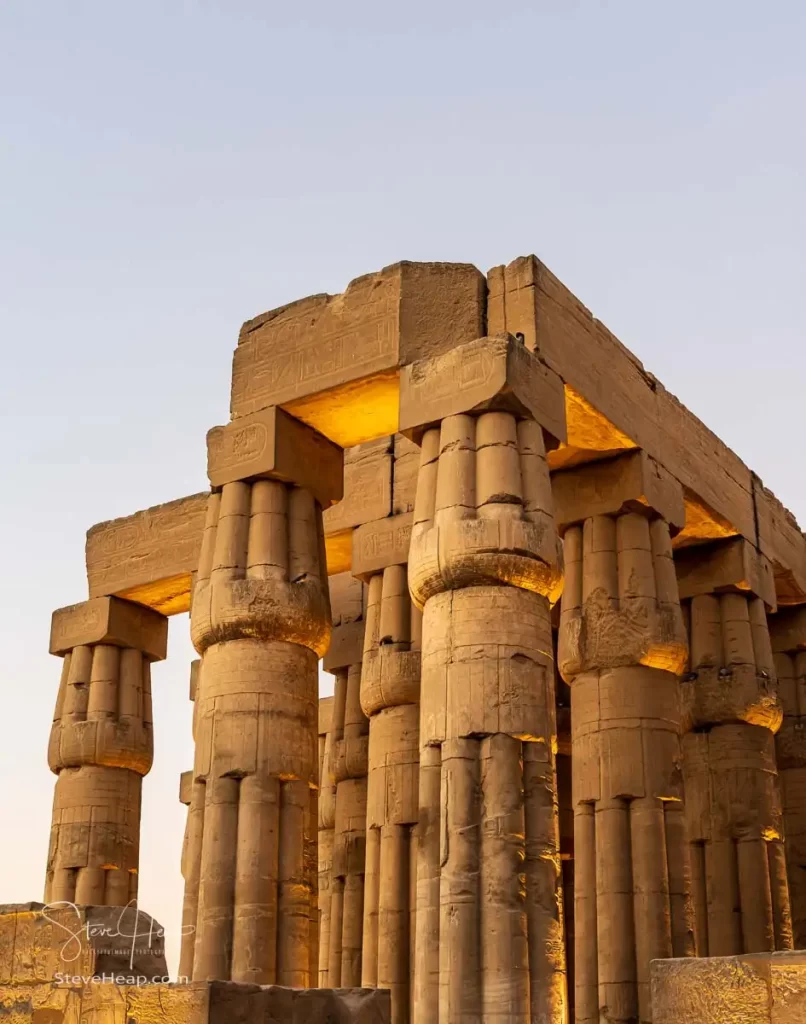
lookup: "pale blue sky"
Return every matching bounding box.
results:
[1,0,804,974]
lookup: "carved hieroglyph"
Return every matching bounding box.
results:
[45,597,167,906]
[555,453,694,1024]
[404,337,567,1024]
[677,545,792,958]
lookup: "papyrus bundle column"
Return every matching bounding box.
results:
[178,658,203,979]
[45,596,167,906]
[769,606,806,948]
[353,513,422,1024]
[554,451,695,1024]
[401,335,568,1024]
[321,572,369,989]
[318,695,336,985]
[675,538,791,956]
[183,406,343,985]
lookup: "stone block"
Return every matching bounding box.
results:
[329,572,364,625]
[323,621,365,674]
[0,979,391,1023]
[189,658,200,701]
[675,536,777,610]
[86,493,208,616]
[0,903,167,985]
[207,406,343,508]
[771,605,806,654]
[231,260,485,448]
[651,950,806,1024]
[49,597,168,661]
[352,513,413,580]
[179,770,192,806]
[319,695,334,737]
[399,333,566,446]
[392,432,420,515]
[323,438,393,535]
[552,449,685,534]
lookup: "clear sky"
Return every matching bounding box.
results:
[1,0,804,975]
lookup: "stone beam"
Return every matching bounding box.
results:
[86,493,208,616]
[231,260,486,448]
[489,255,806,601]
[85,440,397,615]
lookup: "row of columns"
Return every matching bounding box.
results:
[43,336,806,1023]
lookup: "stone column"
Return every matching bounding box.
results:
[185,406,342,985]
[317,695,336,986]
[553,451,695,1024]
[321,572,369,989]
[769,605,806,948]
[675,537,792,956]
[402,335,568,1024]
[555,663,574,1024]
[354,513,422,1024]
[178,658,203,980]
[45,596,167,906]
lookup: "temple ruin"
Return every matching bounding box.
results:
[3,255,806,1022]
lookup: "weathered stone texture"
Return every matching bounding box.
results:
[231,261,486,428]
[651,950,806,1024]
[207,405,344,507]
[86,493,208,615]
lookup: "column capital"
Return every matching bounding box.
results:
[207,405,344,509]
[770,604,806,654]
[399,333,566,446]
[676,536,776,611]
[552,449,685,535]
[49,596,168,661]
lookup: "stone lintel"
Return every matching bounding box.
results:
[231,260,485,449]
[189,658,200,701]
[650,950,806,1024]
[85,492,208,616]
[207,406,344,508]
[49,596,168,661]
[769,604,806,654]
[674,536,777,610]
[552,449,686,534]
[179,770,192,806]
[398,334,567,447]
[319,695,334,736]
